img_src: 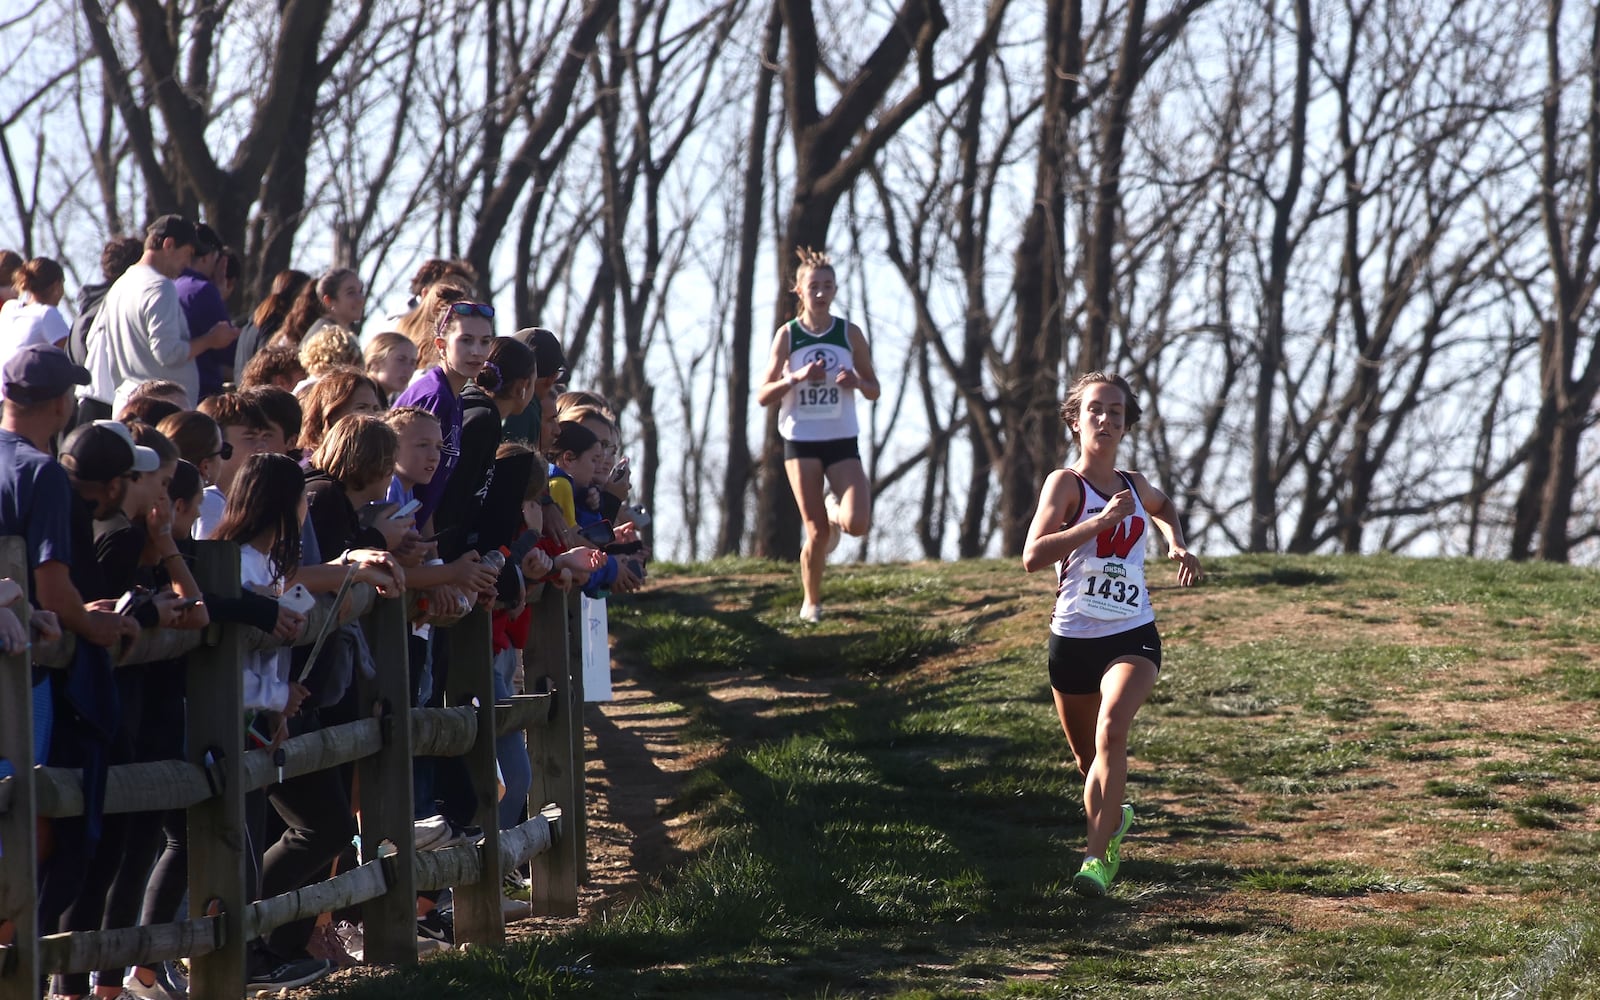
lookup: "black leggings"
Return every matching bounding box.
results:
[258,717,357,959]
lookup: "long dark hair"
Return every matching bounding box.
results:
[279,268,356,346]
[252,269,312,337]
[213,452,304,584]
[475,336,536,399]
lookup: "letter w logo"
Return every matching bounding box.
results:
[1096,516,1146,559]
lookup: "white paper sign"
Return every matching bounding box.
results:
[580,594,614,702]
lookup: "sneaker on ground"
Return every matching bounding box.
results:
[159,961,189,999]
[306,922,361,968]
[502,893,533,921]
[245,957,333,996]
[334,920,365,963]
[504,868,533,893]
[1072,856,1111,898]
[122,968,186,1000]
[1105,803,1135,882]
[798,603,822,624]
[417,907,454,944]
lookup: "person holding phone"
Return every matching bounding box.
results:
[1021,372,1202,898]
[755,246,880,623]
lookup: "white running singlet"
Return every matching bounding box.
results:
[1050,469,1157,639]
[778,316,859,442]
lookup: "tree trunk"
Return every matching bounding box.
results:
[717,2,782,557]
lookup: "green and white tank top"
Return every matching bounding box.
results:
[778,316,859,442]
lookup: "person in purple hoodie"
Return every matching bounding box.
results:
[174,223,240,400]
[391,301,495,538]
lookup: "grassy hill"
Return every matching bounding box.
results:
[313,554,1600,998]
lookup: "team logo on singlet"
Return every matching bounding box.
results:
[1097,517,1145,559]
[794,347,842,420]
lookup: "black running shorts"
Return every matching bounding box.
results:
[1047,622,1162,695]
[783,436,861,469]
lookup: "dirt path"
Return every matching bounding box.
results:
[506,653,700,941]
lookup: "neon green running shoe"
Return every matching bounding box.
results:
[1105,804,1135,882]
[1072,857,1111,898]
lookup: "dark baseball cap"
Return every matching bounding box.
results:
[61,420,161,482]
[515,327,567,379]
[2,343,91,404]
[146,214,199,248]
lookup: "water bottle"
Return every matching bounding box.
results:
[481,548,507,573]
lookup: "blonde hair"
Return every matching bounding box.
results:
[363,331,413,371]
[398,277,473,370]
[554,391,614,424]
[298,324,362,376]
[793,245,833,278]
[383,405,440,436]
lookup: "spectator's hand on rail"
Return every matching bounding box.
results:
[520,547,552,581]
[79,609,140,648]
[450,551,500,593]
[30,609,60,644]
[273,606,306,643]
[612,559,642,594]
[153,590,208,630]
[0,606,27,655]
[346,549,405,596]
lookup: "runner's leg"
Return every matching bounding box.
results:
[785,457,829,609]
[1083,656,1157,858]
[824,457,871,536]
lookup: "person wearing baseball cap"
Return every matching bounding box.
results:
[78,213,240,422]
[0,342,141,951]
[502,326,567,442]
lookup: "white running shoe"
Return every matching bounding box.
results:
[798,603,822,624]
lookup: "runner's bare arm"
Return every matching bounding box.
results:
[1130,471,1202,586]
[755,328,799,407]
[1023,470,1120,572]
[835,324,881,400]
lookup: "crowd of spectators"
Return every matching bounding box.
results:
[0,214,648,998]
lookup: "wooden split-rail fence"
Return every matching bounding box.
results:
[0,537,590,999]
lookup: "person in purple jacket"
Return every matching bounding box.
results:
[391,301,495,535]
[175,223,240,400]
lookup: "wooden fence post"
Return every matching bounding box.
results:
[566,594,588,883]
[443,608,502,947]
[355,596,417,965]
[186,541,247,998]
[0,537,38,1000]
[524,589,578,916]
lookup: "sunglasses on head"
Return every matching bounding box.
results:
[435,301,495,337]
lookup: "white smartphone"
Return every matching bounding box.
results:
[391,497,422,519]
[279,583,316,615]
